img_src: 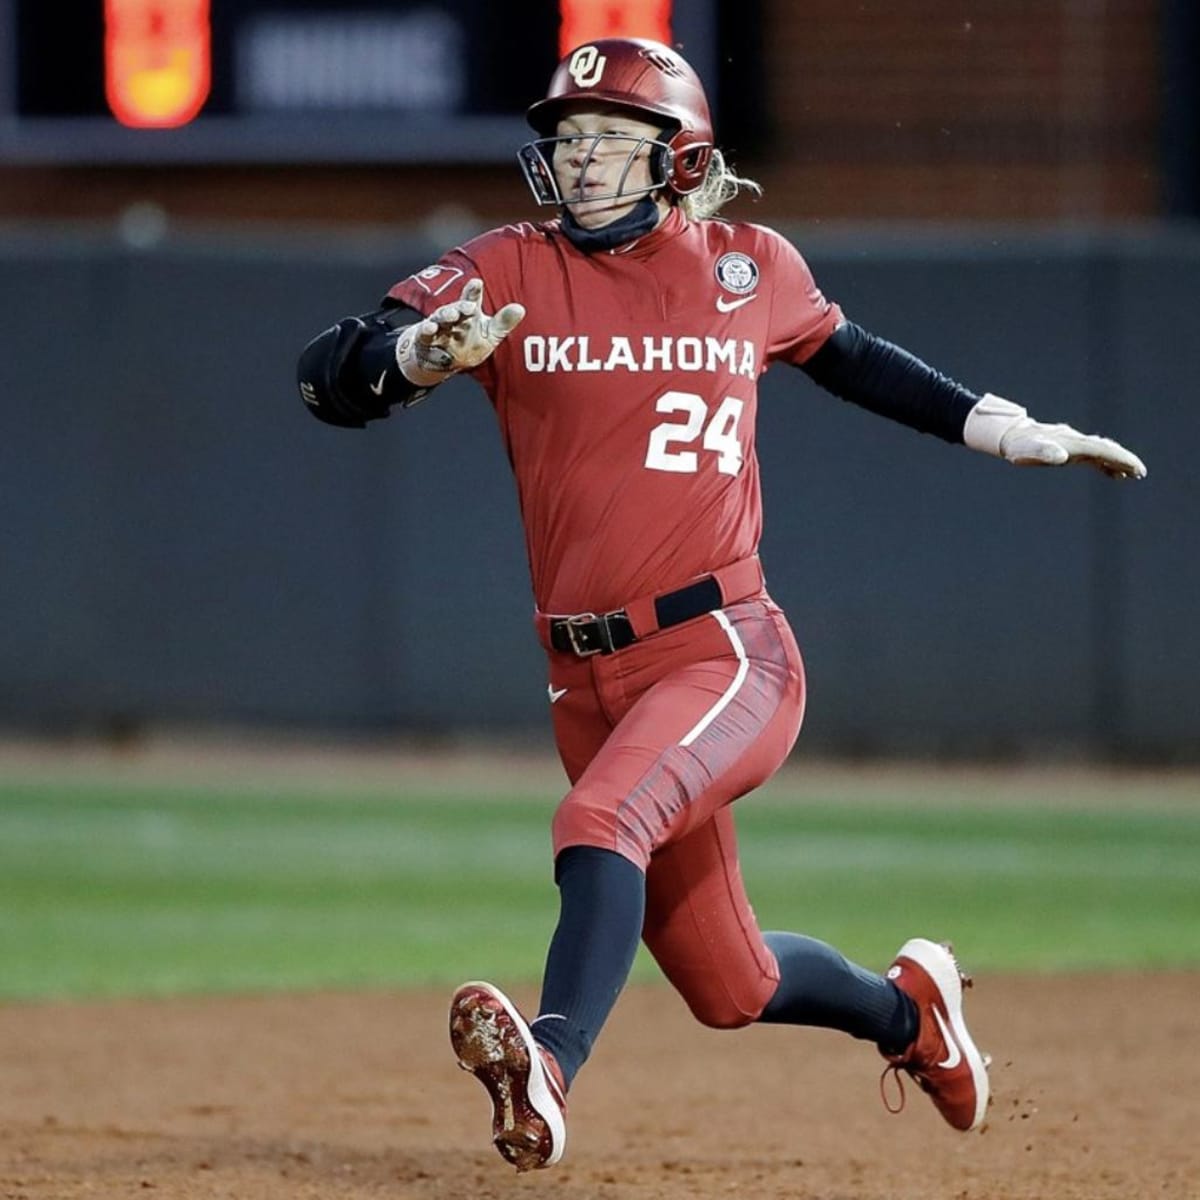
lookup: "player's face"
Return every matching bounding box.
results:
[551,109,670,229]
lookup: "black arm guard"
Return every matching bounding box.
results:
[800,321,980,443]
[296,305,428,429]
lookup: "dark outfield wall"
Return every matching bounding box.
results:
[1,223,1195,759]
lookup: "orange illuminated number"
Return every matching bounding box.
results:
[105,0,211,128]
[558,0,672,56]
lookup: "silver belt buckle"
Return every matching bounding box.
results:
[565,612,602,657]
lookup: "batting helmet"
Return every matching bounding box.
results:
[523,38,715,199]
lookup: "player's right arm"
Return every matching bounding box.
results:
[296,303,429,428]
[392,278,525,389]
[298,251,524,429]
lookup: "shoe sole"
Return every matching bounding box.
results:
[895,938,991,1131]
[449,981,566,1171]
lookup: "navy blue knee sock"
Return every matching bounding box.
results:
[529,845,645,1089]
[757,931,917,1053]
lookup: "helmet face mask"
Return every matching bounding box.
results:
[518,131,675,208]
[520,38,715,207]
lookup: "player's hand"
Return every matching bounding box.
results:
[395,279,526,388]
[964,393,1147,480]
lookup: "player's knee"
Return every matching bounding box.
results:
[551,789,607,848]
[678,975,776,1030]
[551,787,652,868]
[684,994,759,1030]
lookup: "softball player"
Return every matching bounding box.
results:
[297,38,1145,1173]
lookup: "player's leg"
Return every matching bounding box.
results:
[530,599,805,1088]
[448,650,610,1171]
[643,812,990,1130]
[641,806,911,1038]
[450,843,645,1168]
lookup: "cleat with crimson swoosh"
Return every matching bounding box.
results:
[879,938,991,1131]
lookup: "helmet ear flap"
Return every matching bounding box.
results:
[663,130,713,196]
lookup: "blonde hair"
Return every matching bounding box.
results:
[681,148,763,219]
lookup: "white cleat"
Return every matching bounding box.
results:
[449,981,568,1171]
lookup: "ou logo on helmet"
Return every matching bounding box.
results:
[568,45,607,88]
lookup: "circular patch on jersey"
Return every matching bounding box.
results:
[714,252,759,295]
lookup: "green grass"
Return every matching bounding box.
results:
[1,770,1197,1001]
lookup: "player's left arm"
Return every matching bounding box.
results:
[799,321,1147,480]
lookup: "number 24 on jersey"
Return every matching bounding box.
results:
[644,391,745,476]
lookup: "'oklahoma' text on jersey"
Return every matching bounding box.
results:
[522,334,758,379]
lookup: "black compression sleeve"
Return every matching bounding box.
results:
[799,321,979,443]
[296,303,428,428]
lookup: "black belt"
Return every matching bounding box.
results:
[549,575,724,657]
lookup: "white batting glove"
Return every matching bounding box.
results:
[963,393,1147,480]
[395,278,526,388]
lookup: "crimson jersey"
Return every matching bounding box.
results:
[387,206,842,616]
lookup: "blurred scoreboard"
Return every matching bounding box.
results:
[0,0,721,163]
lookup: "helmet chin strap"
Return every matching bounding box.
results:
[559,195,664,253]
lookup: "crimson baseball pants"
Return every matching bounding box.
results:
[545,595,806,1027]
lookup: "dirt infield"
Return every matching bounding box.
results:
[1,974,1196,1200]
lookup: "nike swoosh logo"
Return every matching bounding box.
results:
[932,1006,962,1069]
[716,293,756,313]
[548,685,568,704]
[369,370,387,395]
